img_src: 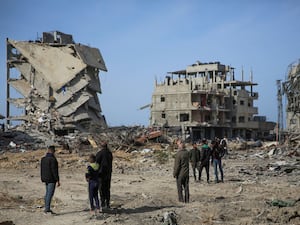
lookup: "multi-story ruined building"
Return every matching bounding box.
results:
[283,59,300,131]
[6,31,107,133]
[151,61,275,140]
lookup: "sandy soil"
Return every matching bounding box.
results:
[0,148,299,225]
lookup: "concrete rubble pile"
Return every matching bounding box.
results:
[228,141,300,181]
[6,31,107,133]
[286,131,300,150]
[0,130,37,152]
[62,126,168,153]
[0,125,169,154]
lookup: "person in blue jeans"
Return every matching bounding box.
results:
[41,146,60,214]
[86,154,101,214]
[211,140,224,183]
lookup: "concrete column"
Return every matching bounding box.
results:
[201,128,205,140]
[189,127,193,142]
[6,39,10,127]
[221,128,225,138]
[228,128,232,138]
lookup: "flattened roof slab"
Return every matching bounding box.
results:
[9,40,86,91]
[57,93,90,116]
[74,44,107,71]
[9,79,32,97]
[54,77,90,108]
[14,63,50,99]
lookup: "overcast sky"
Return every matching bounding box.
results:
[0,0,300,126]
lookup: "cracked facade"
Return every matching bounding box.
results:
[151,61,275,140]
[6,31,107,133]
[284,59,300,131]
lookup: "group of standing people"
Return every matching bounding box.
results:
[40,137,226,213]
[40,142,113,215]
[173,137,227,203]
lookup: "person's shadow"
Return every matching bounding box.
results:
[104,205,180,215]
[56,205,180,216]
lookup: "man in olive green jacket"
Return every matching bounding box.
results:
[173,140,190,203]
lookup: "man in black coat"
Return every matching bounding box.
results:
[41,146,60,214]
[96,142,113,208]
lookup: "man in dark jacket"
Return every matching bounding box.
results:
[41,146,60,214]
[198,139,211,183]
[173,140,189,203]
[211,140,224,183]
[96,142,113,208]
[189,143,200,181]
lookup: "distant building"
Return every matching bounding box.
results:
[6,31,107,133]
[150,61,275,140]
[284,59,300,131]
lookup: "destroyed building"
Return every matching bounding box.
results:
[283,59,300,131]
[151,61,275,140]
[6,31,107,134]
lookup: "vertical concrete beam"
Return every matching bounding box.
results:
[6,38,10,127]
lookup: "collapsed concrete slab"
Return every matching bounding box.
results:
[6,31,107,133]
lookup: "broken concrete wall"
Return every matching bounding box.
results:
[6,31,107,133]
[284,59,300,131]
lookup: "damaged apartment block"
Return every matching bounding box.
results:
[6,31,107,134]
[151,61,275,140]
[283,59,300,131]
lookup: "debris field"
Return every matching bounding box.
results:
[0,132,299,225]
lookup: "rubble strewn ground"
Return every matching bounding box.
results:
[0,129,300,225]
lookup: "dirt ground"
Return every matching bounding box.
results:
[0,146,299,225]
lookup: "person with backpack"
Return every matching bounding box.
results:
[211,140,224,183]
[198,139,211,183]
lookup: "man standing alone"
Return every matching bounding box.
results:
[211,140,224,183]
[96,142,113,209]
[173,140,189,203]
[41,146,60,214]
